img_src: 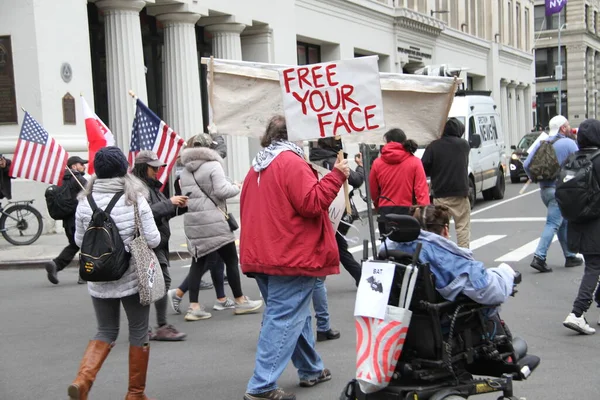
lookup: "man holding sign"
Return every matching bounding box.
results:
[240,116,349,400]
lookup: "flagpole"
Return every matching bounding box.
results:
[557,8,562,115]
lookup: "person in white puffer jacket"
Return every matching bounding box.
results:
[68,147,161,400]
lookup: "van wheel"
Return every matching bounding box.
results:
[468,178,476,209]
[483,169,505,200]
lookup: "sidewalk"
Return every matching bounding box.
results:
[0,200,372,269]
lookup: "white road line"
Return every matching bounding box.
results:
[470,235,507,250]
[469,217,546,223]
[349,240,381,254]
[471,188,540,216]
[494,236,557,262]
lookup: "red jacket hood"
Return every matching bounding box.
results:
[381,142,411,165]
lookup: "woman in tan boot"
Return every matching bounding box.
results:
[68,148,161,399]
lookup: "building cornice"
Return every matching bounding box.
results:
[498,46,535,65]
[394,8,444,37]
[296,0,394,33]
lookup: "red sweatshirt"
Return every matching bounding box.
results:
[369,142,430,209]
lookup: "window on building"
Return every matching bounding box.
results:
[508,1,514,46]
[467,76,474,90]
[594,11,598,33]
[296,42,320,65]
[525,7,530,51]
[585,5,589,30]
[470,0,477,36]
[534,4,565,30]
[535,47,567,79]
[516,3,521,49]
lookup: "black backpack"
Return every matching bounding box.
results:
[555,149,600,223]
[79,192,131,282]
[527,136,561,183]
[45,183,77,220]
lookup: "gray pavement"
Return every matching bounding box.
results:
[2,183,600,399]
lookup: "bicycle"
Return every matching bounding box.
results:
[0,200,44,245]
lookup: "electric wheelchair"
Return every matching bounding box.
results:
[341,215,540,400]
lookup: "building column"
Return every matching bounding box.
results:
[587,48,595,119]
[500,80,509,140]
[595,51,600,117]
[507,82,518,147]
[205,22,249,183]
[96,0,148,153]
[241,26,274,63]
[523,85,532,132]
[516,85,526,141]
[151,11,204,139]
[566,44,586,125]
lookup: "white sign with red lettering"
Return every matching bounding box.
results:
[279,56,385,142]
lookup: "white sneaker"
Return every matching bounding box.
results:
[563,313,596,335]
[234,296,263,315]
[214,297,236,311]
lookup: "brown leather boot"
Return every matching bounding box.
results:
[68,340,113,400]
[124,343,155,400]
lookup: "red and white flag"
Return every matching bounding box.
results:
[9,112,68,185]
[81,96,114,175]
[128,99,185,188]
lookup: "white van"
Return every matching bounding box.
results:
[417,91,506,208]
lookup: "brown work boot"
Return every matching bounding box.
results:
[124,344,156,400]
[68,340,113,400]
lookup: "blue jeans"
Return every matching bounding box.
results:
[535,187,576,260]
[313,278,330,332]
[247,275,324,395]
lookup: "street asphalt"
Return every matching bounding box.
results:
[1,183,600,399]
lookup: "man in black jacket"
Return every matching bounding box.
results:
[309,137,365,285]
[422,118,472,248]
[0,154,13,201]
[45,156,88,284]
[562,119,600,335]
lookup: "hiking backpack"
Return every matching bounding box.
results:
[527,136,561,183]
[45,183,78,220]
[555,149,600,223]
[79,192,131,282]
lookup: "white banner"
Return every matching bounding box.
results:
[312,163,346,231]
[279,56,385,142]
[354,261,396,320]
[202,58,459,146]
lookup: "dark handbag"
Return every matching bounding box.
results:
[192,175,239,232]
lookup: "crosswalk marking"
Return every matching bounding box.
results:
[470,235,506,250]
[348,240,381,254]
[494,236,557,262]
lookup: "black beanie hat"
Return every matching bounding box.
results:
[94,146,129,179]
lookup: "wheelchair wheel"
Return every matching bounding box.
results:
[442,397,466,400]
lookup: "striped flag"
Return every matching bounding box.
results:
[9,112,68,185]
[81,96,114,175]
[128,99,184,187]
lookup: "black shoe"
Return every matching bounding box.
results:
[45,261,59,284]
[77,276,86,284]
[565,256,584,268]
[530,256,552,273]
[243,388,296,400]
[199,279,214,290]
[299,368,332,387]
[317,329,341,342]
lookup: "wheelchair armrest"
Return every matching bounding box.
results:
[419,296,500,313]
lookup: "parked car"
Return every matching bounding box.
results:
[509,133,539,183]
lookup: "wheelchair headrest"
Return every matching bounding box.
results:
[384,214,421,243]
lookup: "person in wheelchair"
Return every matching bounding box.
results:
[382,205,516,308]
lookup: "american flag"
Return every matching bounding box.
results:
[9,112,68,185]
[128,100,184,187]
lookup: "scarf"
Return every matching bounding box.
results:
[252,140,304,172]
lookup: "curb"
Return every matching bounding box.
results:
[0,208,375,270]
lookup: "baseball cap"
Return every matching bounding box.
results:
[548,115,568,136]
[67,156,88,167]
[134,150,167,167]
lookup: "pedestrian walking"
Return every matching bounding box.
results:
[132,150,187,341]
[524,115,583,272]
[0,154,13,200]
[240,115,349,400]
[68,147,161,400]
[179,133,262,321]
[369,128,429,235]
[422,117,472,248]
[45,156,88,285]
[562,119,600,335]
[309,137,364,286]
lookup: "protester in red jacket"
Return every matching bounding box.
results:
[369,128,430,234]
[240,115,349,400]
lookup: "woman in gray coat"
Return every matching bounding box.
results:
[179,134,263,321]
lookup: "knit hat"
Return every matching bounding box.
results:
[94,146,129,179]
[191,133,217,148]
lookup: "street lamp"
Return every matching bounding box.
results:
[431,10,450,17]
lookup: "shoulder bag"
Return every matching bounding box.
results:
[192,175,239,232]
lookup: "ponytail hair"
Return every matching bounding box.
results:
[384,128,418,154]
[410,205,451,236]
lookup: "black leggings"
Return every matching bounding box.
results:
[189,242,243,303]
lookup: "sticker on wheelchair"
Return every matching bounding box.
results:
[354,260,395,320]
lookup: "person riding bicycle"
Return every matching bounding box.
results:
[381,204,516,307]
[0,154,13,201]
